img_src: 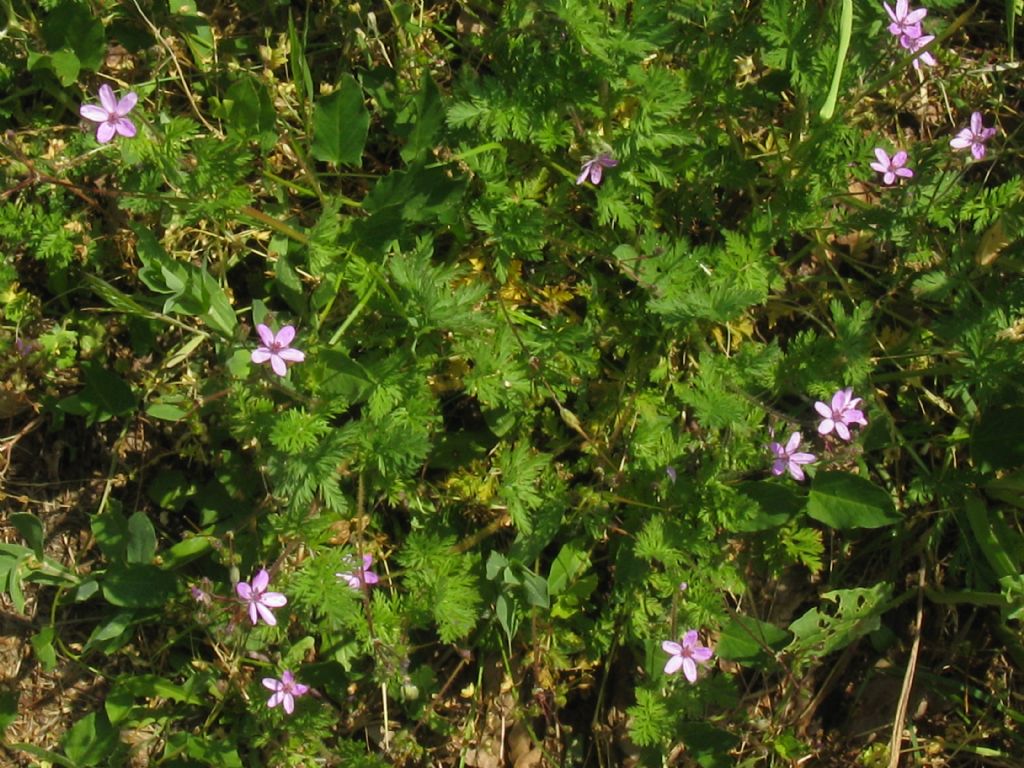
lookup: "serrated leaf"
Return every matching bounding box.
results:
[312,75,370,166]
[807,471,899,529]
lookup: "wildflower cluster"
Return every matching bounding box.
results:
[769,388,868,482]
[883,0,935,69]
[870,1,998,184]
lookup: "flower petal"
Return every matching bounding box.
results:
[282,694,295,714]
[835,422,851,441]
[80,104,108,122]
[116,91,138,116]
[261,592,288,608]
[788,462,805,482]
[252,569,270,592]
[814,401,832,419]
[255,602,278,625]
[277,348,305,363]
[692,647,713,663]
[873,147,890,166]
[99,84,117,113]
[664,655,684,675]
[251,348,272,364]
[263,677,283,691]
[270,355,288,376]
[96,122,116,144]
[682,657,698,683]
[661,640,682,655]
[114,119,137,138]
[275,324,296,346]
[256,323,275,346]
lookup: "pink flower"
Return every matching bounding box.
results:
[335,553,380,590]
[576,153,618,185]
[769,432,817,482]
[79,84,138,143]
[235,568,288,626]
[950,112,997,160]
[899,32,937,69]
[815,387,868,441]
[662,630,714,683]
[883,0,926,39]
[251,324,305,377]
[262,670,309,715]
[870,147,914,185]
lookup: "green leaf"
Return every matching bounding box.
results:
[126,512,157,564]
[101,564,177,608]
[716,614,790,667]
[223,75,277,147]
[0,690,18,736]
[547,543,589,596]
[787,583,892,663]
[678,722,740,768]
[9,512,44,559]
[92,500,128,561]
[146,402,188,421]
[84,611,135,655]
[807,471,899,529]
[8,743,76,768]
[311,75,370,166]
[735,481,804,531]
[42,1,105,71]
[971,406,1024,473]
[62,709,119,766]
[56,363,136,424]
[964,495,1020,581]
[30,627,57,671]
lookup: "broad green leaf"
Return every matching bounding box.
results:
[62,710,119,766]
[56,363,136,424]
[735,480,804,531]
[971,406,1024,473]
[9,512,44,559]
[717,614,790,666]
[547,543,589,596]
[30,627,57,671]
[965,495,1020,581]
[126,512,157,564]
[84,611,135,655]
[0,690,18,735]
[311,75,370,166]
[787,583,892,663]
[807,471,899,529]
[92,500,128,561]
[101,564,177,608]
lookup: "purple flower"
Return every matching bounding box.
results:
[769,432,817,482]
[899,32,937,69]
[251,324,305,377]
[815,387,868,442]
[662,630,714,683]
[950,112,997,160]
[576,153,618,185]
[870,148,914,185]
[80,84,138,143]
[190,585,212,605]
[262,670,309,715]
[235,568,288,626]
[665,467,677,484]
[883,0,926,39]
[335,553,380,590]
